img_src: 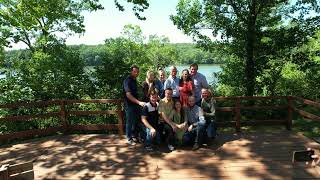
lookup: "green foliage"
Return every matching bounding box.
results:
[121,24,145,44]
[216,56,246,96]
[171,0,320,96]
[146,35,178,69]
[1,45,91,102]
[114,0,149,20]
[172,43,225,64]
[277,62,307,95]
[0,0,103,50]
[70,44,105,66]
[93,37,147,99]
[0,46,4,67]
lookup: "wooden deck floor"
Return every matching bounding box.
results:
[1,131,320,179]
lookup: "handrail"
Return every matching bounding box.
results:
[0,99,124,142]
[292,96,320,122]
[0,100,61,109]
[294,96,320,109]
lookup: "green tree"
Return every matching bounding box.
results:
[93,37,148,99]
[171,0,320,96]
[0,47,4,67]
[0,0,103,52]
[147,35,178,70]
[15,45,91,100]
[121,24,145,44]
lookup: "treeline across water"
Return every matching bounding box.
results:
[5,43,225,67]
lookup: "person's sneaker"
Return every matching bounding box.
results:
[145,145,154,152]
[168,144,175,151]
[132,137,139,143]
[127,139,136,146]
[192,143,200,151]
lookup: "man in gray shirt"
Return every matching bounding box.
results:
[183,96,206,150]
[190,63,209,106]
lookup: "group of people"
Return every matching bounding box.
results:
[123,63,217,151]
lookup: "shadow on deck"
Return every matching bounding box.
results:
[1,131,319,179]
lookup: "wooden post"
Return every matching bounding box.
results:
[60,100,69,134]
[235,98,241,132]
[286,96,293,130]
[116,101,124,136]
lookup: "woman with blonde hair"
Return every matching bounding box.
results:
[142,70,163,102]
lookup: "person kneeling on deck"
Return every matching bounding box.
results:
[159,88,177,151]
[183,96,206,150]
[201,88,217,142]
[141,90,161,151]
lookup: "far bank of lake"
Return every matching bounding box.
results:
[0,64,223,83]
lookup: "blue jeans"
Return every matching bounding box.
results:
[125,104,141,140]
[206,120,217,138]
[182,124,206,145]
[144,127,160,146]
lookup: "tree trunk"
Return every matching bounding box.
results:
[245,1,257,96]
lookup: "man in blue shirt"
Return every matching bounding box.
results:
[123,65,146,145]
[190,63,209,106]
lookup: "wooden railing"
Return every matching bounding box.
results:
[214,96,292,131]
[0,99,124,142]
[0,96,319,143]
[293,96,320,122]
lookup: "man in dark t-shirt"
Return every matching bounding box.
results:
[141,90,160,151]
[123,65,145,145]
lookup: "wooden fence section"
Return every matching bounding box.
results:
[0,99,124,142]
[293,96,320,121]
[0,96,319,142]
[214,96,291,131]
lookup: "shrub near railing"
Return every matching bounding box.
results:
[0,99,124,143]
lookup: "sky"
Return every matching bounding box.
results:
[66,0,193,45]
[9,0,193,50]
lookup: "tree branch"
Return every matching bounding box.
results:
[228,0,246,22]
[20,30,34,52]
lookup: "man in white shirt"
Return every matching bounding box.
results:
[163,66,180,101]
[190,63,209,106]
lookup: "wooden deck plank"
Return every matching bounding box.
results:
[0,132,319,179]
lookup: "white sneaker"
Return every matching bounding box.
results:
[127,139,136,146]
[168,144,175,151]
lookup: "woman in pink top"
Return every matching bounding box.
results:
[179,69,194,107]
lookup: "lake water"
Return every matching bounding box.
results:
[167,64,222,84]
[0,64,223,83]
